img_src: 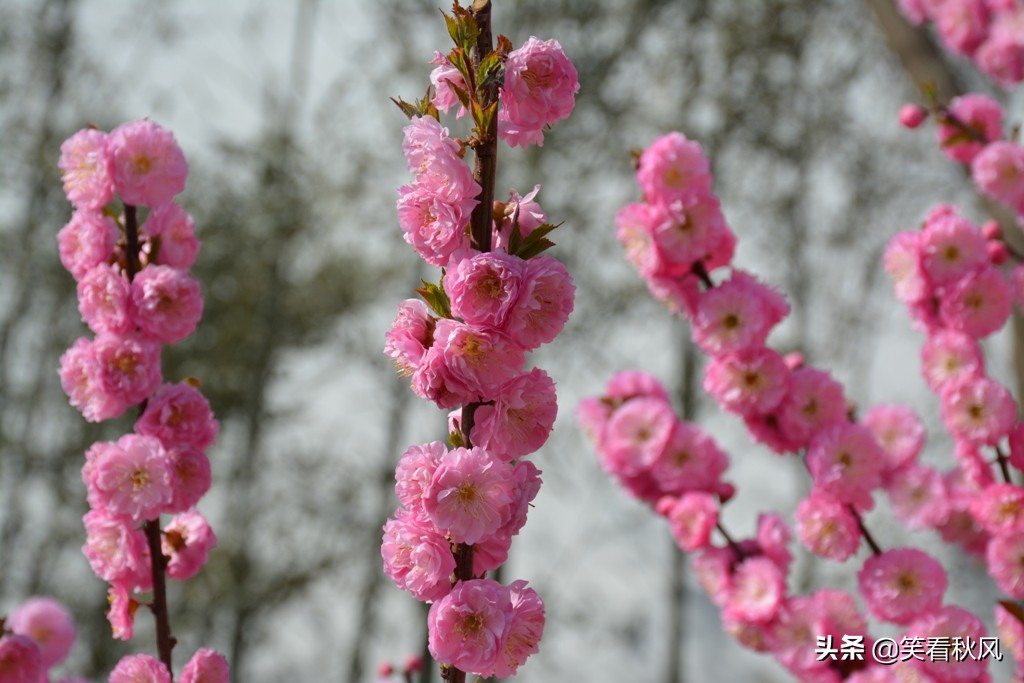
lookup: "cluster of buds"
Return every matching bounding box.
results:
[54,120,227,681]
[381,2,578,679]
[897,0,1024,87]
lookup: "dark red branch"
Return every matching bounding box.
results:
[849,505,883,556]
[144,520,175,674]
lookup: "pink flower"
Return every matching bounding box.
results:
[650,192,729,277]
[858,548,947,625]
[723,556,785,624]
[396,178,474,268]
[604,370,672,404]
[972,141,1024,211]
[498,37,579,148]
[498,460,542,539]
[0,635,43,683]
[920,330,984,391]
[884,231,930,304]
[969,482,1024,536]
[106,581,136,641]
[109,653,171,683]
[428,579,511,676]
[382,508,456,602]
[395,441,446,514]
[795,492,861,561]
[703,347,791,416]
[885,464,950,530]
[58,211,119,281]
[82,508,151,588]
[899,103,928,128]
[430,319,527,404]
[898,0,930,23]
[493,185,547,250]
[166,447,212,514]
[163,510,217,580]
[472,368,558,460]
[693,545,737,607]
[935,0,991,56]
[93,332,163,410]
[444,251,525,328]
[140,203,200,270]
[766,596,827,673]
[473,530,513,576]
[384,299,436,377]
[60,336,129,423]
[492,581,545,678]
[775,368,848,448]
[504,255,575,351]
[108,120,188,207]
[919,212,988,285]
[937,93,1003,164]
[939,376,1016,446]
[77,264,133,336]
[599,396,676,479]
[861,404,926,480]
[996,602,1024,667]
[636,132,713,207]
[429,52,468,117]
[975,14,1024,86]
[647,421,729,497]
[424,446,514,545]
[691,271,787,355]
[806,423,884,510]
[178,649,230,683]
[130,265,203,344]
[757,513,793,574]
[660,491,718,551]
[59,128,114,209]
[135,382,218,451]
[8,597,76,668]
[84,434,173,522]
[906,606,989,682]
[988,533,1024,597]
[938,264,1012,338]
[615,202,664,279]
[402,116,464,176]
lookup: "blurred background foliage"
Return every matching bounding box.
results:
[0,0,1019,681]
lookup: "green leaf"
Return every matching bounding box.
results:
[939,130,978,148]
[449,80,473,113]
[511,222,563,260]
[415,278,452,319]
[496,33,513,55]
[444,6,479,51]
[448,429,466,449]
[391,93,438,121]
[449,47,476,92]
[474,100,498,138]
[516,237,556,260]
[476,51,504,91]
[390,96,419,120]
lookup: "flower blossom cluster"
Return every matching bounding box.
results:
[583,132,1010,681]
[0,596,78,683]
[884,203,1024,603]
[897,0,1024,87]
[382,9,577,678]
[54,121,227,680]
[902,93,1024,226]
